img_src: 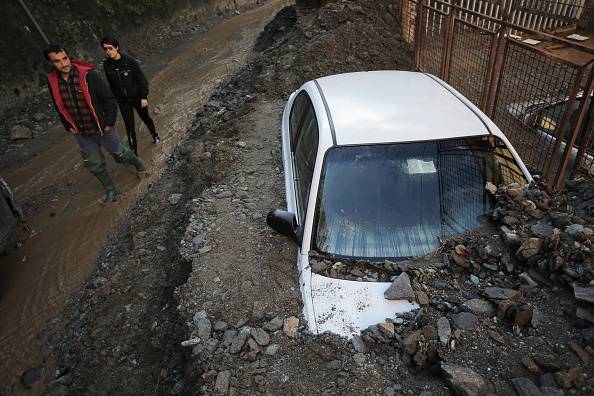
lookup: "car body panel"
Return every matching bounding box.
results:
[279,71,532,338]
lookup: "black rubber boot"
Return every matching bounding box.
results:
[82,151,118,203]
[112,143,146,174]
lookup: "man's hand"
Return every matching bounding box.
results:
[140,99,148,108]
[104,125,112,132]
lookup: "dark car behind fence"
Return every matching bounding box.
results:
[400,0,594,190]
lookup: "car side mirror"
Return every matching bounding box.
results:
[266,210,301,244]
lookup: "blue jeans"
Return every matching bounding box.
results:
[74,128,122,157]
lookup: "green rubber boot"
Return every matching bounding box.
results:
[112,143,146,176]
[82,151,118,203]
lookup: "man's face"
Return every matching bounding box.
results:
[48,50,71,74]
[102,44,119,60]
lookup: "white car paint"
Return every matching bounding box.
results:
[279,71,532,338]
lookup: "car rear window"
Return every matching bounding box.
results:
[313,136,528,260]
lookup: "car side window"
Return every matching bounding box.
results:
[290,92,319,224]
[289,91,310,150]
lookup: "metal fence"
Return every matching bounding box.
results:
[401,0,594,190]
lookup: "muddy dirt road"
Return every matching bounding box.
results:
[0,1,287,392]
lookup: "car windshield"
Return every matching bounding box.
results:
[314,136,528,260]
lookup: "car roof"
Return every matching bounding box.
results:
[314,71,491,145]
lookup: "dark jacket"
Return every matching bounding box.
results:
[103,53,149,99]
[47,60,117,134]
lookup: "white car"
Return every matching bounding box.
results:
[267,71,532,337]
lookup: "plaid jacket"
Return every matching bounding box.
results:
[47,61,117,134]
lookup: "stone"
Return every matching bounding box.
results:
[554,368,581,389]
[264,344,280,356]
[437,317,451,346]
[229,332,249,354]
[516,238,542,260]
[21,367,44,388]
[452,312,477,330]
[10,125,33,140]
[568,340,590,363]
[351,335,368,353]
[532,353,561,372]
[521,356,539,373]
[214,321,228,332]
[168,193,182,205]
[310,261,327,273]
[565,224,584,237]
[215,370,231,394]
[222,329,237,347]
[483,287,520,301]
[416,291,430,305]
[511,377,542,396]
[501,226,521,246]
[462,299,496,316]
[469,275,480,285]
[519,272,539,287]
[378,322,395,338]
[576,306,594,323]
[205,338,219,353]
[251,301,266,322]
[507,187,525,198]
[263,317,284,332]
[485,182,497,194]
[531,221,556,238]
[198,319,212,340]
[216,191,233,199]
[33,112,46,121]
[353,353,366,365]
[384,272,415,301]
[325,360,341,370]
[441,363,494,396]
[540,387,563,396]
[573,286,594,304]
[250,327,270,346]
[402,331,419,355]
[283,317,299,338]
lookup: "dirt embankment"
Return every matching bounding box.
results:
[35,1,593,395]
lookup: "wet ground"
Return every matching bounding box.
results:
[0,0,287,392]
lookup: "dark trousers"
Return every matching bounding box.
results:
[117,97,157,154]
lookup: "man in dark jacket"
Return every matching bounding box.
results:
[101,36,160,155]
[44,44,146,203]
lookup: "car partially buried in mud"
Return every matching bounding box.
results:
[267,71,533,337]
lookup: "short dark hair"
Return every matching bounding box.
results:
[43,44,67,60]
[100,35,119,49]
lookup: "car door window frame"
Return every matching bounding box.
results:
[289,91,319,225]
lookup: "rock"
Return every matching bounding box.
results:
[507,187,525,198]
[441,362,494,396]
[205,338,219,353]
[437,317,451,346]
[168,193,182,205]
[531,221,556,238]
[511,377,542,396]
[554,368,581,389]
[483,287,520,301]
[10,125,33,140]
[181,337,201,347]
[250,327,270,346]
[402,331,419,355]
[33,112,46,121]
[576,306,594,323]
[229,332,249,354]
[416,291,430,305]
[568,340,590,363]
[351,335,368,353]
[574,285,594,304]
[250,301,266,322]
[532,353,561,372]
[452,312,477,330]
[21,367,43,388]
[462,299,495,316]
[540,387,563,396]
[263,317,284,332]
[198,319,212,340]
[519,272,538,287]
[485,182,497,194]
[214,321,228,332]
[325,360,341,370]
[565,224,584,237]
[531,308,544,328]
[520,356,540,373]
[516,238,542,259]
[384,272,415,301]
[283,317,299,338]
[310,260,327,273]
[1,385,13,396]
[216,191,233,199]
[501,226,521,246]
[264,344,280,356]
[576,326,594,347]
[469,275,480,285]
[215,370,231,394]
[378,322,395,338]
[236,141,247,148]
[353,353,366,365]
[198,246,212,254]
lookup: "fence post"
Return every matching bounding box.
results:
[572,67,594,178]
[544,66,585,185]
[441,0,456,82]
[554,65,594,190]
[414,0,425,70]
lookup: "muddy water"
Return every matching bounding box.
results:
[0,0,287,389]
